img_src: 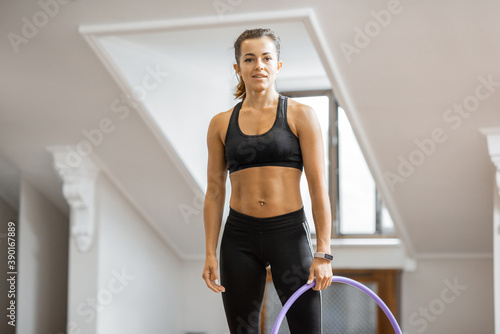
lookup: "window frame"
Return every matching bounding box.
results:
[281,90,337,239]
[282,90,396,239]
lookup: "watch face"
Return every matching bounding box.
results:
[325,254,333,261]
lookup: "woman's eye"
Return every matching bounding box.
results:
[244,58,253,62]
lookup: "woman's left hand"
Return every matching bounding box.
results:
[307,258,333,291]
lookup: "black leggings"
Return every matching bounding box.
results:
[220,206,322,334]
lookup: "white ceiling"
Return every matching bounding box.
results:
[1,0,499,260]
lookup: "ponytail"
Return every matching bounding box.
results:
[234,75,246,101]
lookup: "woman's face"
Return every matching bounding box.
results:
[234,37,282,94]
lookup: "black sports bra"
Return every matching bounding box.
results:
[224,94,303,174]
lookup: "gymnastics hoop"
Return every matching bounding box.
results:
[271,276,403,334]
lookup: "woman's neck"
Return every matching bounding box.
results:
[243,90,279,110]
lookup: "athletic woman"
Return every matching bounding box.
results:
[202,28,333,334]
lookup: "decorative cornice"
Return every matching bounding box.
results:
[46,146,100,252]
[480,127,500,195]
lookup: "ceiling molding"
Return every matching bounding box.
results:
[78,8,318,36]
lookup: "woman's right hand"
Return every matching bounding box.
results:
[202,255,226,293]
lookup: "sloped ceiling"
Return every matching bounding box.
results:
[1,0,498,260]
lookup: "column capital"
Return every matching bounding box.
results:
[46,146,100,252]
[480,127,500,195]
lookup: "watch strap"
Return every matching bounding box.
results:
[314,252,333,261]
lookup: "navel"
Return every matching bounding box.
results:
[258,199,266,206]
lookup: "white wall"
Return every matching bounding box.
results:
[17,179,69,333]
[182,260,229,334]
[95,174,183,334]
[402,258,494,334]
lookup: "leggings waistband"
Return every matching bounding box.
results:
[227,206,306,232]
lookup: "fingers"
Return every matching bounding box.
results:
[202,269,226,293]
[307,269,315,285]
[312,272,333,291]
[310,260,333,291]
[211,272,226,293]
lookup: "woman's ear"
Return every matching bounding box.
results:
[277,61,283,73]
[233,63,240,76]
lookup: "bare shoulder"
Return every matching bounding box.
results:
[286,97,318,136]
[287,97,316,117]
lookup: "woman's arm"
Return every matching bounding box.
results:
[202,112,228,293]
[295,101,333,291]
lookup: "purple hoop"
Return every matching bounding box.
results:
[271,276,403,334]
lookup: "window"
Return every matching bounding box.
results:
[283,91,395,237]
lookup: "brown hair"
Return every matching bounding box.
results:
[233,28,281,101]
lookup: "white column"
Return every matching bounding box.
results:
[47,145,100,334]
[480,127,500,334]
